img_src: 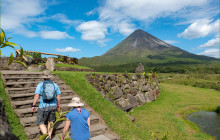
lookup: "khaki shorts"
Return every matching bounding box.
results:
[37,106,57,126]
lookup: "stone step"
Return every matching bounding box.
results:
[5,77,44,80]
[53,133,117,140]
[7,86,71,93]
[15,104,94,118]
[9,90,74,101]
[5,81,65,86]
[1,71,43,75]
[20,115,99,127]
[12,96,74,109]
[25,122,107,139]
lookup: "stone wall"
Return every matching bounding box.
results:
[0,98,18,140]
[86,73,160,111]
[0,57,9,69]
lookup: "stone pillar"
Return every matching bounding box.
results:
[45,57,55,71]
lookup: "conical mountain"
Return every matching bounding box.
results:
[79,29,218,72]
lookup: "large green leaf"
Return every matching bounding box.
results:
[39,134,47,140]
[56,111,60,120]
[5,41,18,46]
[20,46,23,57]
[0,31,4,44]
[8,52,14,65]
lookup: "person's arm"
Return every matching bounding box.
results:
[87,117,91,131]
[56,95,61,111]
[62,120,70,140]
[32,94,39,112]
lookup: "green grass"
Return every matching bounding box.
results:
[0,73,29,140]
[158,73,220,91]
[53,71,220,140]
[55,63,93,69]
[53,71,148,140]
[39,63,93,69]
[132,83,220,140]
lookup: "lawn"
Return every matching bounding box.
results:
[54,71,220,140]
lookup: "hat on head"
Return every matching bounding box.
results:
[68,97,84,107]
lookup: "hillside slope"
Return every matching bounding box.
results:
[80,29,218,72]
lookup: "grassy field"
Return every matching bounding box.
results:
[0,73,28,140]
[55,63,93,69]
[39,63,93,69]
[158,73,220,91]
[53,71,220,140]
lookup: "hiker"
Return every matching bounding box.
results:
[62,97,91,140]
[32,70,61,140]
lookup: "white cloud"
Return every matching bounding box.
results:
[2,0,45,30]
[39,31,73,39]
[51,14,82,26]
[76,20,107,41]
[178,19,219,39]
[55,47,80,52]
[164,40,179,44]
[1,0,74,40]
[198,48,219,58]
[199,37,219,48]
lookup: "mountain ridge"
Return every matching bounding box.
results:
[79,29,218,72]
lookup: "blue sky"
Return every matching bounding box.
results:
[1,0,219,58]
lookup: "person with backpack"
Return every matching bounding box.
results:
[32,70,61,140]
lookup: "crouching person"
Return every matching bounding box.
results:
[32,71,61,140]
[62,97,91,140]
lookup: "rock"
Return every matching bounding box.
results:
[127,94,138,108]
[141,86,149,92]
[8,62,26,70]
[104,84,109,92]
[131,75,138,81]
[127,115,135,122]
[145,91,155,102]
[135,63,145,73]
[38,65,45,71]
[111,86,123,99]
[124,84,130,89]
[122,78,127,84]
[116,98,132,111]
[45,57,55,71]
[135,92,146,105]
[133,81,139,86]
[27,65,43,71]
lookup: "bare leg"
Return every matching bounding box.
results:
[47,121,54,138]
[39,124,47,135]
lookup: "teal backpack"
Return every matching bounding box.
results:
[42,80,56,103]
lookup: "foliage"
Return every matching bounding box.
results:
[0,73,29,139]
[0,28,18,68]
[15,46,33,67]
[25,51,42,64]
[39,109,70,140]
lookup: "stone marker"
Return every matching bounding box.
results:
[45,57,55,71]
[135,63,144,73]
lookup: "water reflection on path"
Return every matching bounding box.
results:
[188,111,220,140]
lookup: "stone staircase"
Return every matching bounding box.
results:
[1,71,119,140]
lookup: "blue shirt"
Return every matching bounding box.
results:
[35,80,61,108]
[66,108,91,140]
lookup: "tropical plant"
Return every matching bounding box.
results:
[39,109,70,140]
[0,28,18,65]
[13,46,33,67]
